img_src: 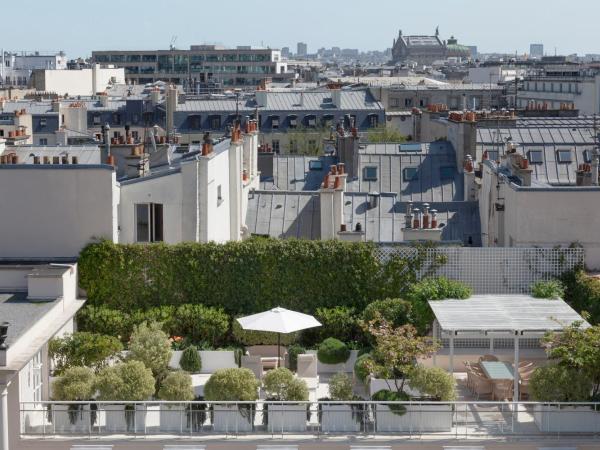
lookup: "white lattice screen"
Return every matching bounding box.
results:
[375,246,585,294]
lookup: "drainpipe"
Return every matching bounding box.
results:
[0,381,10,450]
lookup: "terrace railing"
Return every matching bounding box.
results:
[21,400,600,439]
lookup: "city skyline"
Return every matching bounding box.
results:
[1,0,599,58]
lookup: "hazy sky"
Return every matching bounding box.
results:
[2,0,599,58]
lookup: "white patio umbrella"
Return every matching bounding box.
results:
[236,307,321,367]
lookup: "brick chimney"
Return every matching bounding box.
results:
[320,164,348,240]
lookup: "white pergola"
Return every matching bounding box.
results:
[429,295,589,402]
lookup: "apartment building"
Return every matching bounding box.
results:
[91,46,292,90]
[0,51,67,87]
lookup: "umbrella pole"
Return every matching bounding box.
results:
[277,333,281,368]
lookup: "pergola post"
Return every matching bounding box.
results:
[513,331,520,403]
[432,319,438,367]
[449,331,455,374]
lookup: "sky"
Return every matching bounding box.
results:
[2,0,599,58]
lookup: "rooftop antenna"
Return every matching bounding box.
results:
[169,36,178,51]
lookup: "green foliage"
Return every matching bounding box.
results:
[76,306,130,341]
[232,320,297,346]
[408,365,456,401]
[95,360,155,401]
[317,338,350,364]
[366,124,407,144]
[204,368,260,401]
[128,321,172,379]
[51,367,96,401]
[561,269,600,324]
[302,306,360,346]
[49,332,123,375]
[287,344,306,372]
[78,240,382,315]
[406,277,472,332]
[328,373,354,401]
[371,389,409,416]
[531,280,565,299]
[542,322,600,398]
[362,298,413,330]
[263,368,309,401]
[179,346,202,373]
[173,304,230,347]
[529,365,592,402]
[354,353,374,384]
[157,371,195,401]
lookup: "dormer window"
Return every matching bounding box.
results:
[403,167,418,181]
[583,149,592,163]
[289,115,297,129]
[557,149,572,164]
[527,150,544,164]
[309,160,323,171]
[363,166,378,181]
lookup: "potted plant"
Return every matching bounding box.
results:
[532,322,600,432]
[158,370,195,432]
[204,368,259,432]
[360,315,445,432]
[95,360,155,433]
[316,338,357,373]
[50,367,96,433]
[263,367,309,432]
[127,321,172,391]
[320,373,365,432]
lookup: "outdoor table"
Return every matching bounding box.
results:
[480,361,514,380]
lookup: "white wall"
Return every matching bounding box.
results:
[38,68,125,96]
[0,166,117,258]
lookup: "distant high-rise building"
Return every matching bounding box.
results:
[468,46,478,59]
[281,47,290,58]
[297,42,307,57]
[530,44,544,58]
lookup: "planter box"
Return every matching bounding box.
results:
[212,405,253,432]
[52,404,91,434]
[267,404,307,432]
[534,404,600,433]
[159,405,187,432]
[309,350,359,374]
[374,404,453,432]
[102,404,147,433]
[320,404,362,432]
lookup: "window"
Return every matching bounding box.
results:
[93,114,101,125]
[306,115,316,128]
[556,149,572,163]
[323,115,334,128]
[404,98,413,107]
[39,118,47,127]
[527,149,544,164]
[368,115,378,128]
[39,138,47,145]
[363,166,378,181]
[189,115,202,130]
[272,140,280,153]
[399,143,422,153]
[209,115,221,130]
[289,139,298,153]
[113,113,121,125]
[288,115,297,129]
[584,149,592,163]
[132,113,140,124]
[113,131,121,139]
[131,131,139,140]
[309,160,323,171]
[308,139,317,151]
[440,166,455,179]
[217,185,223,205]
[403,167,418,181]
[271,116,279,129]
[135,203,163,243]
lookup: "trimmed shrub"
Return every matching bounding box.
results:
[51,367,96,401]
[531,280,565,299]
[158,371,195,401]
[49,332,123,375]
[173,304,230,347]
[302,306,360,345]
[179,346,202,373]
[128,321,172,379]
[95,360,155,401]
[76,305,130,341]
[287,344,306,372]
[371,389,409,416]
[232,320,297,346]
[408,365,456,401]
[328,373,354,401]
[362,298,413,330]
[354,353,374,384]
[263,368,309,401]
[529,365,592,402]
[317,338,350,364]
[129,306,176,335]
[204,368,260,401]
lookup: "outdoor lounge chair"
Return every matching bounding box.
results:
[479,354,499,362]
[471,372,493,399]
[242,355,263,380]
[246,345,286,370]
[296,353,319,391]
[492,380,513,401]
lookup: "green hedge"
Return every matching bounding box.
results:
[561,269,600,324]
[79,239,382,315]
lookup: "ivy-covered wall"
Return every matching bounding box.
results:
[79,239,406,315]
